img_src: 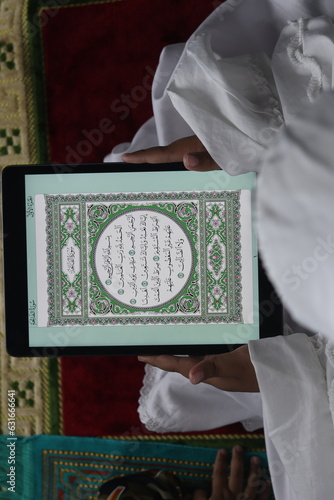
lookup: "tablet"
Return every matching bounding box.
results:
[2,163,282,357]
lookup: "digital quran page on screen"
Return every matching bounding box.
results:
[23,168,258,352]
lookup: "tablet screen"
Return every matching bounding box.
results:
[24,168,259,350]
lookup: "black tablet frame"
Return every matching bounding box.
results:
[2,162,283,357]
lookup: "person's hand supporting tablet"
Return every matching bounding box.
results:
[123,135,220,171]
[138,345,259,393]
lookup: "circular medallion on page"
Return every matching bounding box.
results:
[94,208,193,309]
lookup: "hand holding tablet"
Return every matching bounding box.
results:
[2,162,282,357]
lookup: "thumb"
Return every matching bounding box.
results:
[189,356,223,385]
[183,151,220,171]
[188,346,259,392]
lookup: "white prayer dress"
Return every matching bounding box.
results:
[105,2,334,498]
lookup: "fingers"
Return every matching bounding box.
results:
[257,480,272,500]
[189,356,221,385]
[137,355,201,379]
[195,449,272,500]
[189,353,238,390]
[192,489,208,500]
[183,152,220,171]
[210,449,229,499]
[122,135,221,171]
[189,346,260,393]
[122,145,182,164]
[228,446,244,496]
[139,347,258,394]
[137,354,244,393]
[244,456,272,500]
[122,136,204,164]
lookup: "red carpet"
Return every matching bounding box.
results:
[42,0,216,165]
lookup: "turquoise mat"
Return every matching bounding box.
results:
[0,435,270,499]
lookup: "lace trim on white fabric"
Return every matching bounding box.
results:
[329,379,334,422]
[241,417,263,432]
[287,18,323,102]
[320,339,334,426]
[327,341,334,425]
[306,335,334,426]
[247,53,284,127]
[309,332,325,354]
[325,339,334,368]
[137,364,169,433]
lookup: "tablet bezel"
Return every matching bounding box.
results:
[2,163,283,357]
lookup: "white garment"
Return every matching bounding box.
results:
[249,333,334,500]
[105,0,334,163]
[257,90,334,337]
[167,37,283,174]
[138,363,263,433]
[104,2,334,499]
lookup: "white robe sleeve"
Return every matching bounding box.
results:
[104,0,334,164]
[249,333,334,500]
[167,33,283,174]
[138,364,263,433]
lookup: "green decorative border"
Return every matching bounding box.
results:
[44,190,242,326]
[88,204,199,317]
